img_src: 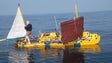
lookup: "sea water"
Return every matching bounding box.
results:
[0,11,112,63]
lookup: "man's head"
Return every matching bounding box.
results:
[26,20,30,25]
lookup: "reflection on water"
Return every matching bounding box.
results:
[63,48,84,63]
[63,45,101,63]
[65,45,101,53]
[26,48,34,63]
[79,45,101,53]
[40,48,63,57]
[7,45,101,63]
[8,48,34,63]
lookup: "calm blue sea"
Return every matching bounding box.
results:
[0,11,112,63]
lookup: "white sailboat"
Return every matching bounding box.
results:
[0,4,26,41]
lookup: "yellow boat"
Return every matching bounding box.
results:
[15,32,63,48]
[13,4,101,48]
[15,31,100,48]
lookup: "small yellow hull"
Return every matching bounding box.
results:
[17,42,64,49]
[17,43,45,48]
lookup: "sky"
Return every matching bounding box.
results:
[0,0,112,15]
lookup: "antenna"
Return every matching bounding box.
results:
[54,16,58,32]
[39,30,41,34]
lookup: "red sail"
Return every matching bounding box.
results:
[61,16,84,44]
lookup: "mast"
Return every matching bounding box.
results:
[74,0,79,19]
[18,3,25,25]
[61,0,84,44]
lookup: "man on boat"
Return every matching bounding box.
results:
[25,20,32,44]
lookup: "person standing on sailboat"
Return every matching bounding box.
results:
[25,20,32,44]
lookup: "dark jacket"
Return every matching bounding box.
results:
[25,24,32,31]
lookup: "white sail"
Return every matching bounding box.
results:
[7,4,26,39]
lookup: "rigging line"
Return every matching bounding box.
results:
[54,16,58,32]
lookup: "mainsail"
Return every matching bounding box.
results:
[7,4,26,39]
[61,16,84,44]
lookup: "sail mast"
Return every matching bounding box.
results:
[61,0,84,44]
[74,0,79,19]
[18,3,25,25]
